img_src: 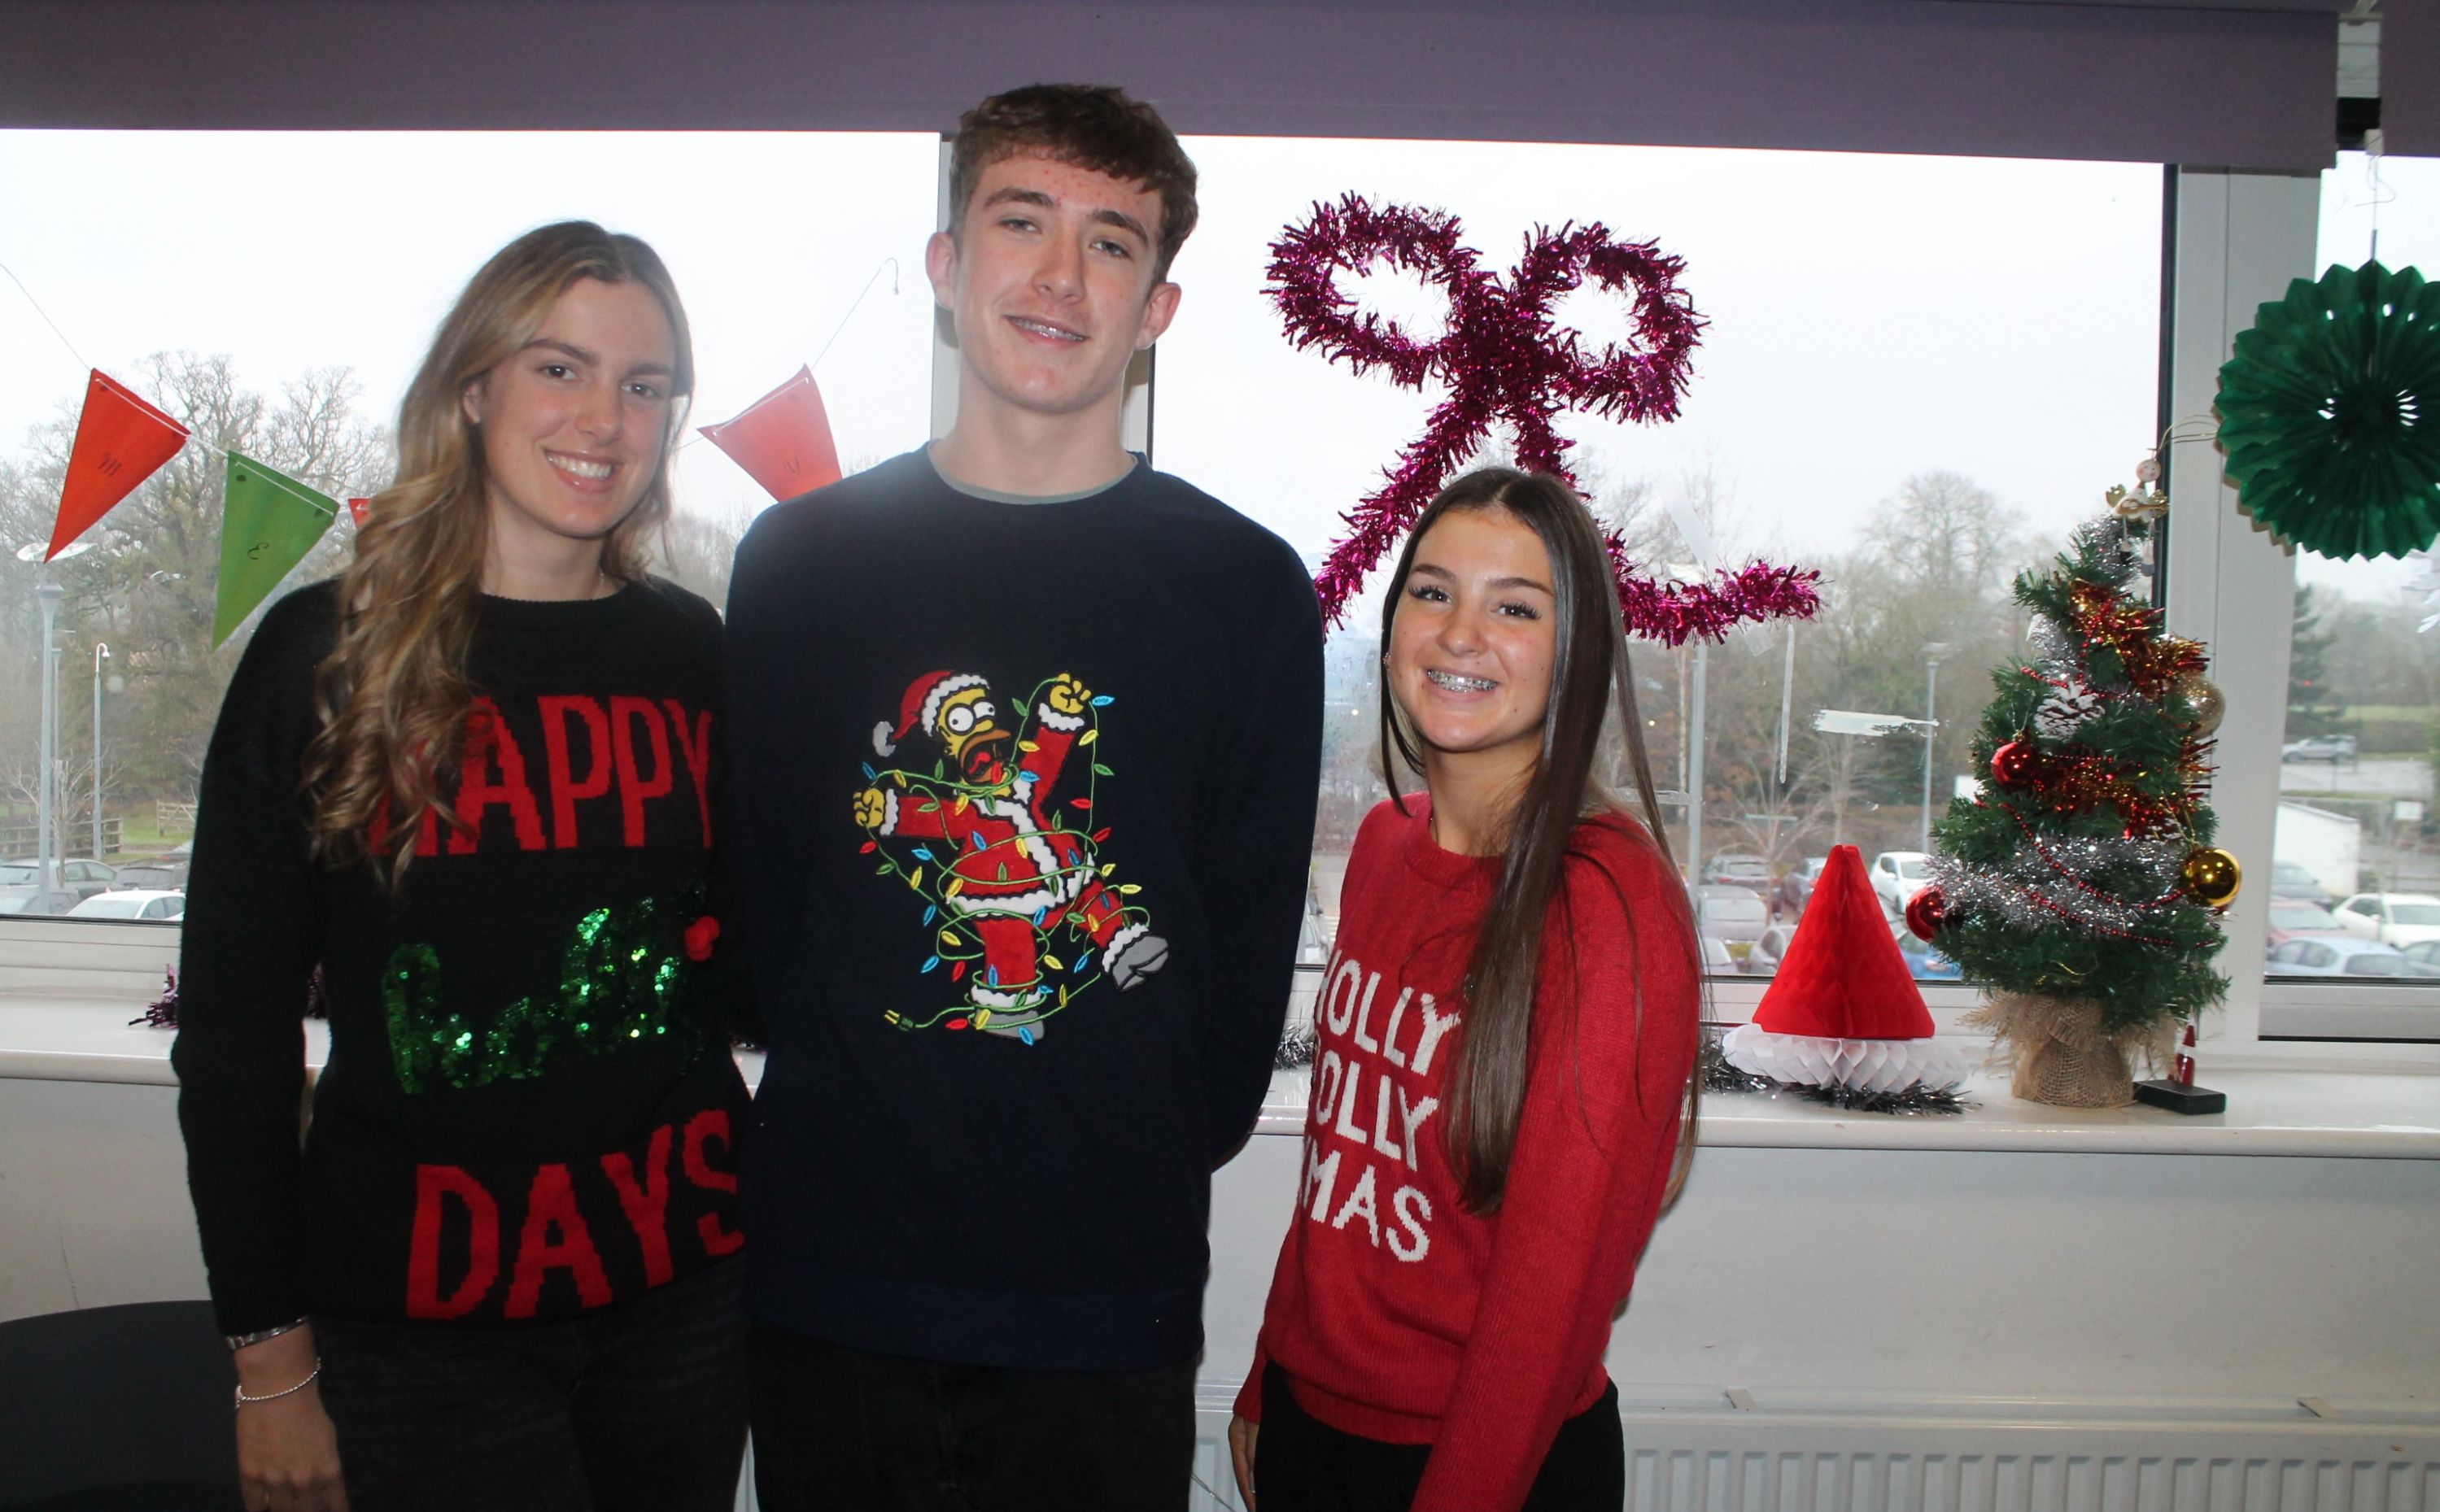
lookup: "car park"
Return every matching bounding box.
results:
[2263,901,2350,948]
[2267,936,2440,978]
[109,858,190,891]
[1691,884,1770,966]
[2331,892,2440,948]
[1869,851,1934,915]
[1890,917,1962,980]
[0,885,81,915]
[1774,856,1830,917]
[67,888,185,922]
[2268,861,2340,909]
[2279,734,2356,764]
[0,857,117,901]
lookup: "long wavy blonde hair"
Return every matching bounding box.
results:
[303,222,695,884]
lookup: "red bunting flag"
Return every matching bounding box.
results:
[347,497,370,526]
[48,370,190,560]
[698,366,841,500]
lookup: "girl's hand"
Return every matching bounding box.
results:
[1227,1414,1259,1510]
[234,1328,348,1511]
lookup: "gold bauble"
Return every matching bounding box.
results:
[2180,848,2241,909]
[2174,674,2225,736]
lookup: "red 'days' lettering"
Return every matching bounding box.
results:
[598,1123,675,1288]
[683,1109,744,1257]
[405,1165,500,1319]
[539,695,615,849]
[503,1163,614,1320]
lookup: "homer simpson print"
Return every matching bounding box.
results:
[855,669,1167,1042]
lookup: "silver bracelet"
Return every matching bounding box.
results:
[234,1359,321,1410]
[225,1318,308,1353]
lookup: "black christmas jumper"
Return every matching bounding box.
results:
[173,580,751,1337]
[724,449,1325,1372]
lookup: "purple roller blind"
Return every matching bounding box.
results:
[2383,0,2440,158]
[0,0,2341,169]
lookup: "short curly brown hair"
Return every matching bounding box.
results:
[948,84,1200,281]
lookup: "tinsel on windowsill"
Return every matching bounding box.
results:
[1699,1028,1969,1117]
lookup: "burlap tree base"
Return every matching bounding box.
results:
[1963,994,2172,1109]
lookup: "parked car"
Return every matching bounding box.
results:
[2281,734,2357,763]
[1748,922,1801,975]
[2269,861,2341,909]
[67,887,185,922]
[2267,937,2440,978]
[1774,856,1831,917]
[1890,917,1962,980]
[1869,851,1933,915]
[2263,901,2350,948]
[2331,893,2440,948]
[1696,935,1739,975]
[0,885,81,915]
[1691,884,1770,966]
[1700,852,1773,890]
[2401,941,2440,970]
[0,857,116,901]
[110,858,190,891]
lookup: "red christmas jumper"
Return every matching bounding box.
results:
[1237,796,1699,1512]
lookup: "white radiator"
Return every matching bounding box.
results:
[1187,1392,2440,1512]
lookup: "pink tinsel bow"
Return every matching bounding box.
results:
[1269,194,1821,643]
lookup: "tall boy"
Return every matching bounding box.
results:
[724,85,1324,1508]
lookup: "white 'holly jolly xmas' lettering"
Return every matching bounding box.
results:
[1299,950,1457,1264]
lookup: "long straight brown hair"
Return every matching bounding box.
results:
[1380,467,1702,1214]
[302,222,695,884]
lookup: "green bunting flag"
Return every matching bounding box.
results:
[215,452,337,646]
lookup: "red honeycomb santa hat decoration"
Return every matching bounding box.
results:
[1722,845,1969,1100]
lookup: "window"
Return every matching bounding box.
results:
[2257,148,2440,1041]
[1156,136,2162,986]
[0,129,941,926]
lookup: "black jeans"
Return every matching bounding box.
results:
[313,1258,748,1512]
[748,1323,1197,1511]
[1253,1362,1624,1512]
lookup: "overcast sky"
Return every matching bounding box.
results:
[1,133,2429,611]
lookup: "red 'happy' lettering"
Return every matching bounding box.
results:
[610,697,674,848]
[539,695,614,849]
[405,1164,499,1319]
[450,697,548,854]
[665,700,714,848]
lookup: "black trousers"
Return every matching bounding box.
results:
[1253,1362,1625,1512]
[313,1258,749,1512]
[748,1323,1197,1512]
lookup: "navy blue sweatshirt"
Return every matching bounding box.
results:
[723,449,1322,1370]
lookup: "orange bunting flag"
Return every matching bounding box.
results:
[49,370,189,560]
[698,366,841,500]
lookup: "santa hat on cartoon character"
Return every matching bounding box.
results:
[874,669,987,756]
[1721,844,1970,1099]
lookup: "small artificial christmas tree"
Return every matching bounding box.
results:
[1923,495,2236,1107]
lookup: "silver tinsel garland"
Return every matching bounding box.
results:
[1927,828,2186,940]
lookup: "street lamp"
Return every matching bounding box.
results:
[15,541,92,890]
[1920,643,1952,856]
[91,643,111,860]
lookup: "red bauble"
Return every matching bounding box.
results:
[1991,740,2037,788]
[1905,886,1949,941]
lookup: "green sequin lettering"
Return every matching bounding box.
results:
[383,890,706,1094]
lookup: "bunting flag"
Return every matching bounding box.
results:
[214,452,337,646]
[698,366,841,500]
[48,370,190,560]
[347,497,371,526]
